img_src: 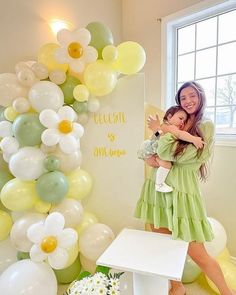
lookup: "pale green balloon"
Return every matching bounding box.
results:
[54,256,81,284]
[43,155,60,172]
[182,255,201,283]
[59,75,80,105]
[36,171,69,203]
[73,101,88,114]
[12,113,45,146]
[86,22,113,59]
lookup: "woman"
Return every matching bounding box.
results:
[135,81,235,295]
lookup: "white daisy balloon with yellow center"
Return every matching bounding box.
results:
[27,212,78,269]
[39,105,84,154]
[55,28,98,73]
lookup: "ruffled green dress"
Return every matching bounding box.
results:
[135,120,214,242]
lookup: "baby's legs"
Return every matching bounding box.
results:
[155,159,173,193]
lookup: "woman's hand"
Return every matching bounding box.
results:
[147,114,161,133]
[145,155,160,168]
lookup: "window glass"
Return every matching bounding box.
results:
[178,25,195,54]
[196,17,217,49]
[177,53,195,82]
[218,42,236,75]
[196,47,216,79]
[219,10,236,44]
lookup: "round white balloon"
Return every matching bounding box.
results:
[79,223,115,261]
[29,81,64,112]
[10,213,46,252]
[9,147,46,180]
[205,217,227,257]
[0,260,57,295]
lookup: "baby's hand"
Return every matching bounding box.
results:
[192,137,205,149]
[147,114,161,133]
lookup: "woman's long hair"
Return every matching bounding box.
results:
[174,81,207,180]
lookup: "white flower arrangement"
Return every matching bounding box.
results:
[65,271,124,295]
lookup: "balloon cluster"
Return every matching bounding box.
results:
[0,21,146,294]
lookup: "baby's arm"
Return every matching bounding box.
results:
[163,125,205,149]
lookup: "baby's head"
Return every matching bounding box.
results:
[163,106,189,129]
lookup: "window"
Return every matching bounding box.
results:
[161,0,236,144]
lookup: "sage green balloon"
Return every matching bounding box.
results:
[43,155,60,172]
[73,101,88,114]
[0,170,14,191]
[59,75,80,104]
[17,251,30,261]
[86,22,113,59]
[182,255,201,283]
[12,113,45,146]
[54,256,81,284]
[36,171,69,203]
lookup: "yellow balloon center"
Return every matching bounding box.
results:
[68,42,83,58]
[58,120,73,133]
[41,236,57,253]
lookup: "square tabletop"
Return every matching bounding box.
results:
[97,228,189,281]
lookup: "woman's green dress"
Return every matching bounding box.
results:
[135,120,214,242]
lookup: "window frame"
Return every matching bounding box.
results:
[161,0,236,146]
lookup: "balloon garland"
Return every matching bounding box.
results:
[0,21,146,293]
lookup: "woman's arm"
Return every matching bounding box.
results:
[144,155,160,168]
[163,125,205,149]
[157,120,215,164]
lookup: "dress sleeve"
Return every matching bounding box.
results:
[157,120,215,165]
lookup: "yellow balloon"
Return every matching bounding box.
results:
[206,259,236,293]
[0,210,13,241]
[4,107,18,121]
[76,211,98,235]
[73,85,89,102]
[84,60,117,96]
[66,168,93,200]
[1,178,38,211]
[217,248,231,261]
[38,43,68,72]
[35,200,51,213]
[112,41,146,75]
[102,45,118,62]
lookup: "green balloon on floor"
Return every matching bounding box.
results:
[182,255,201,283]
[54,256,82,284]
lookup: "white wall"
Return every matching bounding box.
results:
[0,0,122,72]
[122,0,236,255]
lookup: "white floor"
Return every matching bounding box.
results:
[57,272,216,295]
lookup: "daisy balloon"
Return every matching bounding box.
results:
[39,105,84,154]
[27,212,78,269]
[55,27,98,73]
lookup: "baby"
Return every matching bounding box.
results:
[138,106,205,193]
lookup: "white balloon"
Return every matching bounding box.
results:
[9,147,46,180]
[12,97,31,113]
[0,260,57,295]
[10,213,46,252]
[49,70,66,85]
[59,135,78,154]
[0,238,18,274]
[88,97,100,112]
[15,62,30,74]
[80,253,97,274]
[0,120,12,137]
[17,69,37,87]
[205,217,227,257]
[51,147,82,173]
[31,62,49,80]
[50,199,84,228]
[0,73,28,107]
[79,223,115,261]
[0,136,19,154]
[29,81,64,112]
[39,109,58,128]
